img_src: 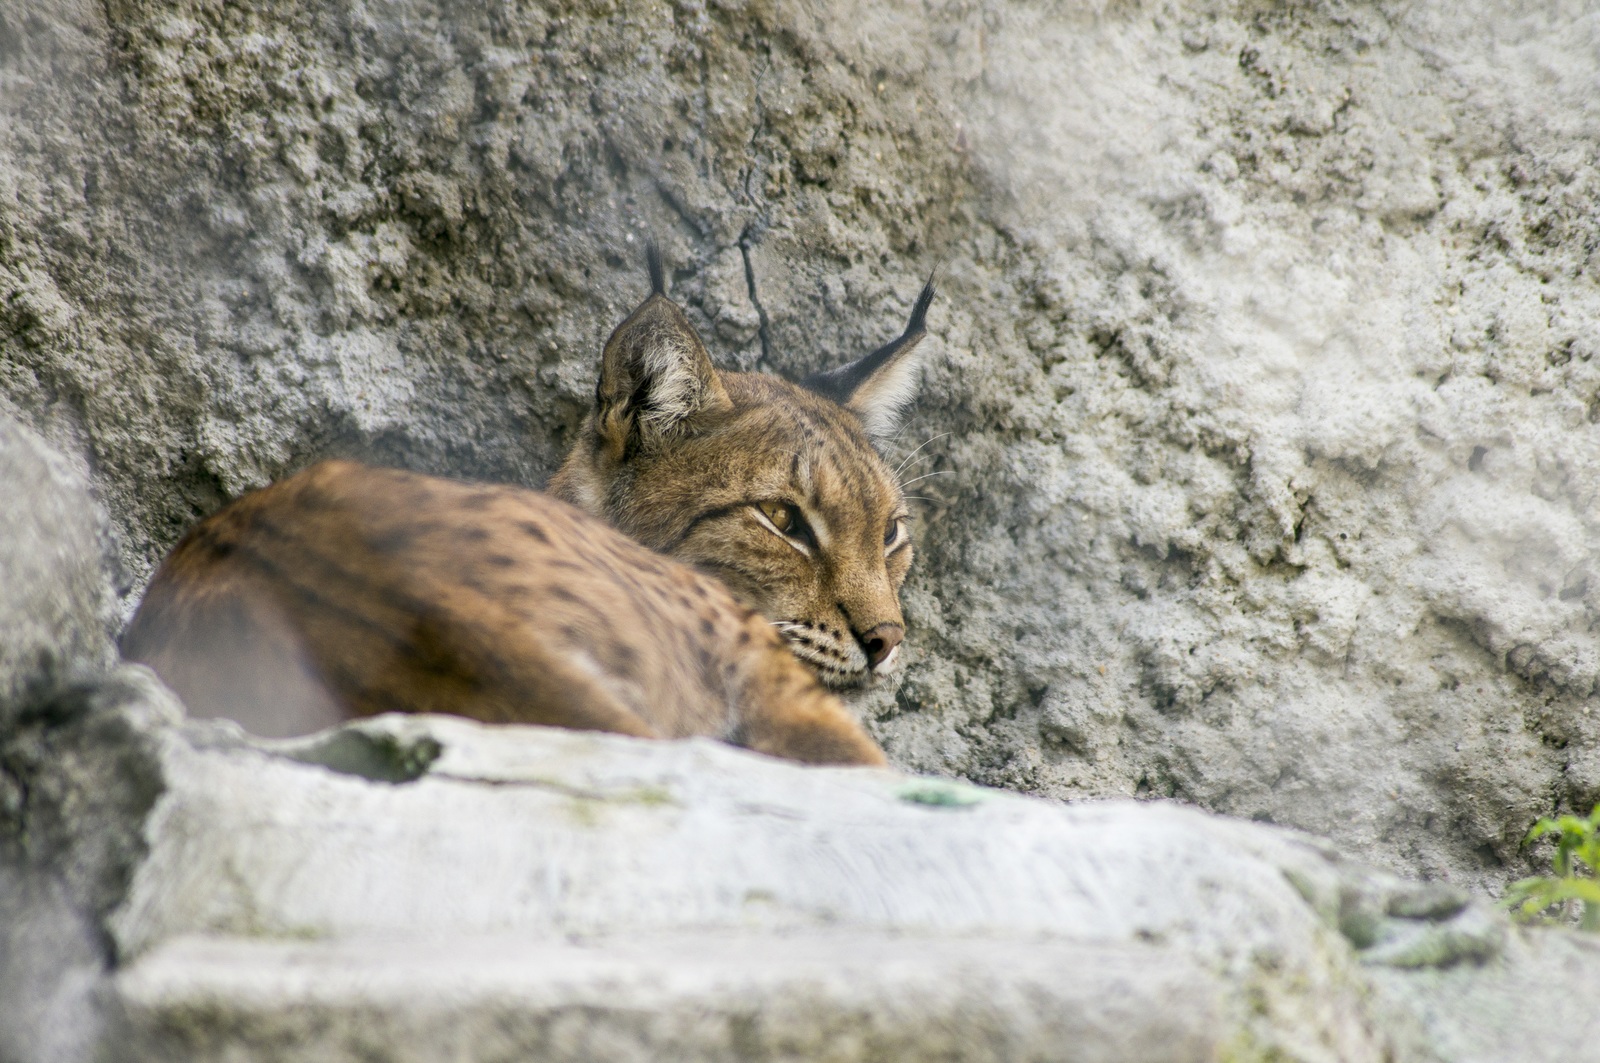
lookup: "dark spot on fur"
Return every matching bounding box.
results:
[368,527,415,552]
[461,492,496,510]
[546,586,579,602]
[457,527,490,543]
[486,554,517,567]
[737,630,751,645]
[296,484,335,511]
[612,644,639,677]
[519,521,549,543]
[700,618,716,637]
[406,610,477,684]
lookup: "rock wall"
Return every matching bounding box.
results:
[0,419,117,722]
[3,0,1598,890]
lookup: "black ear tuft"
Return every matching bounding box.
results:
[646,240,665,296]
[905,272,936,336]
[802,274,936,441]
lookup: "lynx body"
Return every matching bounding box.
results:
[123,252,933,766]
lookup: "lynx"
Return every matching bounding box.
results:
[122,250,933,766]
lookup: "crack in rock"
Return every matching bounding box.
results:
[739,230,773,367]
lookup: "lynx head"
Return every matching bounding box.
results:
[547,247,933,688]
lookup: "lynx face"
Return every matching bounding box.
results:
[549,253,932,689]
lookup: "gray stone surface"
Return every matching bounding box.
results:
[0,668,180,1063]
[90,711,1457,1062]
[115,934,1230,1063]
[8,685,1600,1062]
[2,0,1597,893]
[58,709,1600,1063]
[0,864,108,1063]
[0,417,117,724]
[1369,929,1600,1063]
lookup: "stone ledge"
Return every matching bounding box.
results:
[115,931,1222,1063]
[96,711,1430,1060]
[14,685,1600,1062]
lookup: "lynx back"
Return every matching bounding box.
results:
[123,251,934,764]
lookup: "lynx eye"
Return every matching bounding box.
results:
[758,500,796,533]
[756,500,813,548]
[884,517,903,547]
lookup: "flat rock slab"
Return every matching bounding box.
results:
[112,715,1347,952]
[116,932,1222,1063]
[11,689,1598,1061]
[101,710,1491,1062]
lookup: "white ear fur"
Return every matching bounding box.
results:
[595,247,731,455]
[841,341,925,440]
[802,277,935,443]
[634,326,718,437]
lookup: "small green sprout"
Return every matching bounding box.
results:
[1501,805,1600,931]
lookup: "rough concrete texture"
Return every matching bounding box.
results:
[0,668,180,1063]
[1368,929,1600,1063]
[78,710,1541,1063]
[0,417,118,723]
[2,0,1598,894]
[116,933,1232,1063]
[4,681,1598,1062]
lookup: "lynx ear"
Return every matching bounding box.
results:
[803,276,935,441]
[594,246,732,460]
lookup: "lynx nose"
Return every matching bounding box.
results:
[859,623,904,671]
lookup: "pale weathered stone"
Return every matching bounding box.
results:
[0,668,182,1063]
[115,934,1230,1063]
[65,710,1596,1063]
[0,417,117,724]
[98,712,1415,1061]
[6,688,1599,1062]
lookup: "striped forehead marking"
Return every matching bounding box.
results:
[786,404,898,538]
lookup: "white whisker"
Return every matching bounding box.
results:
[893,432,951,476]
[899,470,955,489]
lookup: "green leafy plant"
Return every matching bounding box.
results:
[1501,805,1600,931]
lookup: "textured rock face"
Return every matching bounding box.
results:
[77,712,1515,1062]
[0,417,123,1062]
[8,689,1600,1063]
[3,0,1598,892]
[0,417,117,724]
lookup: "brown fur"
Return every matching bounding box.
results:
[548,277,929,687]
[123,255,932,766]
[123,462,881,764]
